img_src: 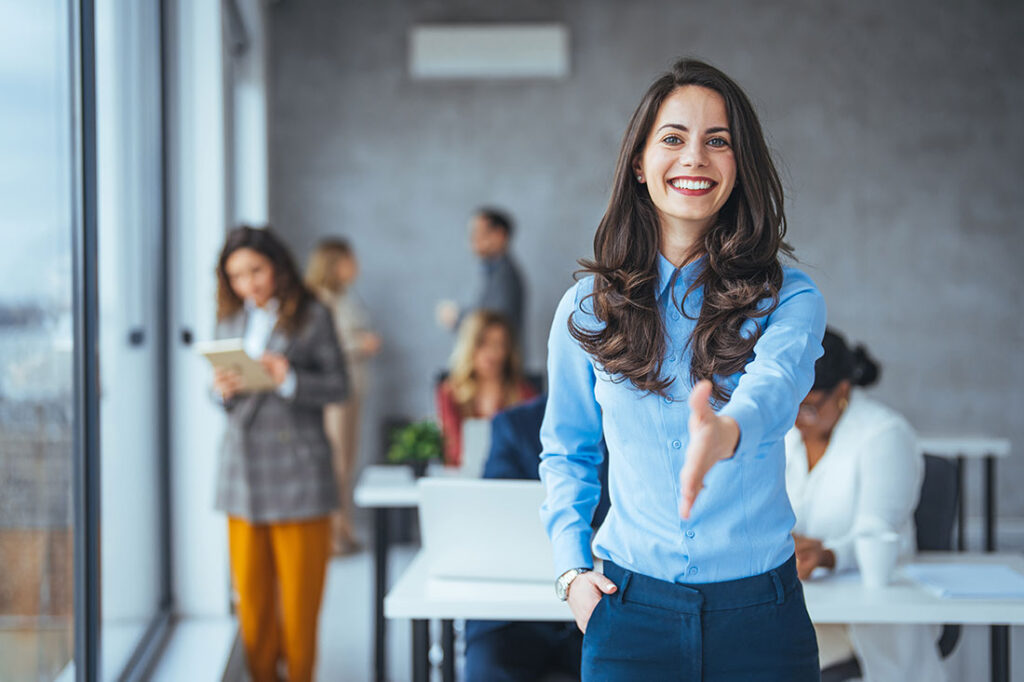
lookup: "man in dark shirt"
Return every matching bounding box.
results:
[437,207,525,340]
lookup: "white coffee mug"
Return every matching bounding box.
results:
[855,532,900,588]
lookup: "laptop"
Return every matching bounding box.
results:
[418,478,554,582]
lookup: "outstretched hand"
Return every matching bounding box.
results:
[678,380,740,519]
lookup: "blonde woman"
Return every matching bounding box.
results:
[437,310,537,467]
[306,238,381,554]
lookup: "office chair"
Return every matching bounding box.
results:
[820,454,961,681]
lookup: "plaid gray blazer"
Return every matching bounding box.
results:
[214,300,348,522]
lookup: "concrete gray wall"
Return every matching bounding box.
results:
[268,0,1024,516]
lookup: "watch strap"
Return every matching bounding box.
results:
[555,567,590,601]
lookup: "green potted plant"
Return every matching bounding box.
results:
[386,419,443,477]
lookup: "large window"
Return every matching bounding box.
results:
[0,1,170,679]
[0,1,77,678]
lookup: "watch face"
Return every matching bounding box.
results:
[556,569,582,600]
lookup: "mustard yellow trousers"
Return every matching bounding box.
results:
[227,516,330,682]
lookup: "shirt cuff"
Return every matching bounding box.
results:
[717,396,764,460]
[552,530,595,578]
[277,369,297,399]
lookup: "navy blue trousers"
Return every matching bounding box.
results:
[583,555,820,681]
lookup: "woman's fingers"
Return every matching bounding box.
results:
[214,367,238,382]
[678,457,707,519]
[688,379,714,422]
[573,571,617,598]
[214,368,243,396]
[260,352,290,384]
[588,571,618,595]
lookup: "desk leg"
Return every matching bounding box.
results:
[991,625,1009,682]
[374,508,389,682]
[986,455,997,552]
[441,619,455,682]
[413,619,430,682]
[957,456,966,552]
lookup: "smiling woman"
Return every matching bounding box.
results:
[539,58,827,681]
[634,87,737,240]
[571,60,790,405]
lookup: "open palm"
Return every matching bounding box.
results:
[678,380,740,519]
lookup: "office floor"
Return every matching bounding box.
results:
[317,543,419,682]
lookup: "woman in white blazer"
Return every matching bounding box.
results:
[785,328,947,682]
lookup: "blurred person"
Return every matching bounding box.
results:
[465,395,610,682]
[436,207,525,341]
[539,58,826,680]
[306,238,381,554]
[212,226,348,682]
[437,310,537,467]
[786,328,947,682]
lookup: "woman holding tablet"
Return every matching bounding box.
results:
[539,59,826,680]
[212,226,348,682]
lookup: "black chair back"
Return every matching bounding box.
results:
[914,454,961,658]
[915,454,959,551]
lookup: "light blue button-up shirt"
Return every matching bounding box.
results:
[539,254,826,583]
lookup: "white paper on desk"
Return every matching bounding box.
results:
[808,566,861,582]
[903,563,1024,599]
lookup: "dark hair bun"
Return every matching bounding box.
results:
[849,344,880,387]
[811,328,882,391]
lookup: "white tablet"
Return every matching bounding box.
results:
[195,338,277,393]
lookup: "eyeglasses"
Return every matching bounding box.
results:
[797,390,833,420]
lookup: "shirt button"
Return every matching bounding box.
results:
[671,311,681,321]
[671,439,682,449]
[664,396,674,405]
[686,530,695,539]
[688,566,699,576]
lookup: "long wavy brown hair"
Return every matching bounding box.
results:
[216,225,315,335]
[571,58,792,403]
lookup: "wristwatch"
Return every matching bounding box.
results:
[555,567,590,601]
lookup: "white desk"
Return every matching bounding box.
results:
[919,436,1011,551]
[804,553,1024,625]
[387,551,1024,682]
[354,463,419,508]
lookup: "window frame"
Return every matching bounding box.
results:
[70,1,173,680]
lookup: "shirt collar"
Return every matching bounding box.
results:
[655,252,704,299]
[482,252,508,272]
[244,297,280,315]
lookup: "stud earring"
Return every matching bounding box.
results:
[636,174,643,182]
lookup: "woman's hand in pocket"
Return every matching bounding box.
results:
[567,571,617,633]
